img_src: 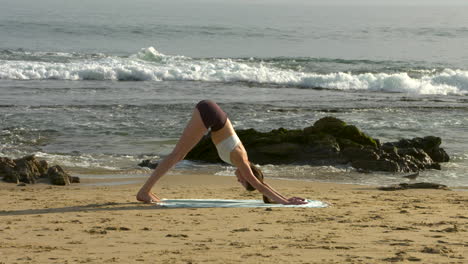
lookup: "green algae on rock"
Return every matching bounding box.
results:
[183,117,449,173]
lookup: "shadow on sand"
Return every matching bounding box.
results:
[0,202,167,216]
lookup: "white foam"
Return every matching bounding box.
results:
[1,47,467,95]
[34,152,128,170]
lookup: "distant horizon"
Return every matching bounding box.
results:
[1,0,468,6]
[223,0,468,5]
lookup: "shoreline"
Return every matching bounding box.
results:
[71,168,468,190]
[1,172,466,263]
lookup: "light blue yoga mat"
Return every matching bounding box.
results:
[159,199,328,208]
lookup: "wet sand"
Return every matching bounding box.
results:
[0,173,467,264]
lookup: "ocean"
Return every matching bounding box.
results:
[1,0,467,187]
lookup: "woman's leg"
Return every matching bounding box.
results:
[137,108,208,202]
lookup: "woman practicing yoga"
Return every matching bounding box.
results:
[136,100,307,205]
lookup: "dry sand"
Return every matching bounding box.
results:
[0,173,467,264]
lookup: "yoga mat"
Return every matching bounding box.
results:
[159,199,328,208]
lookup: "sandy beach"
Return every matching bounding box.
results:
[0,173,466,264]
[2,1,468,263]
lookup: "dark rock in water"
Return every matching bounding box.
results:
[381,136,449,172]
[185,116,450,173]
[342,147,379,162]
[138,159,159,169]
[378,182,449,191]
[351,159,400,173]
[430,163,441,170]
[70,176,81,183]
[383,136,449,163]
[1,155,79,185]
[47,165,72,185]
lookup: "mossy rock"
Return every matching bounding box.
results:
[238,128,303,146]
[338,125,378,149]
[183,116,446,172]
[308,116,347,135]
[315,134,340,150]
[186,117,378,164]
[337,138,362,149]
[184,134,222,163]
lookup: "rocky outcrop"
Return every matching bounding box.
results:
[0,155,47,184]
[0,155,79,185]
[184,117,449,173]
[0,157,19,182]
[138,159,159,169]
[47,165,80,185]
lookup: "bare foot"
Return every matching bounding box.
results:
[150,192,161,201]
[136,191,161,204]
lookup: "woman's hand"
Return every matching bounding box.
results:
[285,197,307,205]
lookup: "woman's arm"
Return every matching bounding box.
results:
[262,182,288,200]
[236,161,306,205]
[237,162,287,203]
[261,182,306,203]
[230,141,306,205]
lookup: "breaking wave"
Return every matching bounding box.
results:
[1,47,467,95]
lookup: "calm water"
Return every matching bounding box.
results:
[1,1,467,187]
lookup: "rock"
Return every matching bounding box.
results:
[342,147,379,162]
[47,165,72,185]
[352,159,400,172]
[306,116,346,135]
[384,136,449,163]
[430,163,441,170]
[184,116,449,173]
[382,144,399,156]
[0,157,18,183]
[1,155,79,185]
[13,155,43,183]
[256,142,302,155]
[138,159,159,169]
[70,176,81,183]
[378,182,450,191]
[1,155,49,184]
[338,125,378,148]
[381,136,449,172]
[37,160,49,176]
[186,117,375,165]
[427,148,450,163]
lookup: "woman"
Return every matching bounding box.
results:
[137,100,307,205]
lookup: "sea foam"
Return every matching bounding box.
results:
[1,47,467,95]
